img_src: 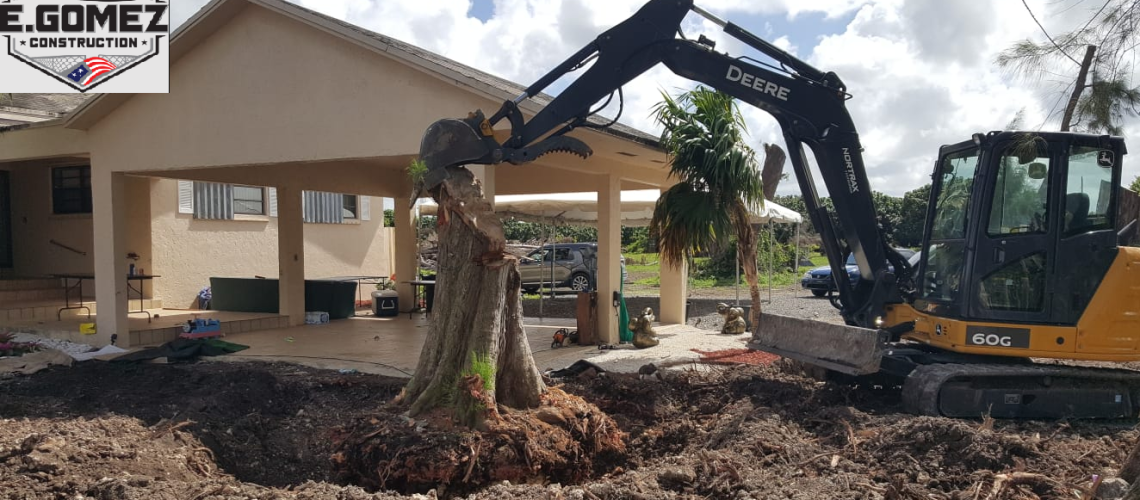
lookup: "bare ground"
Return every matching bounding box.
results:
[0,359,1136,499]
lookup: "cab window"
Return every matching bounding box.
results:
[987,141,1050,236]
[1063,146,1115,235]
[922,148,979,301]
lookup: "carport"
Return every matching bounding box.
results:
[0,0,675,347]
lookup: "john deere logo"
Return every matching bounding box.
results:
[0,0,169,93]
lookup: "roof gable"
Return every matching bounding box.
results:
[63,0,658,148]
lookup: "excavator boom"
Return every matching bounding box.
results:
[417,0,907,331]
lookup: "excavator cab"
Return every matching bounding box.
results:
[914,131,1126,327]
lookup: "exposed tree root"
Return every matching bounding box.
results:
[332,388,625,496]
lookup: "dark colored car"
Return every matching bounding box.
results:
[800,248,916,297]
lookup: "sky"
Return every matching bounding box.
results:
[170,0,1140,197]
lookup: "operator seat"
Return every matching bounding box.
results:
[1065,192,1091,233]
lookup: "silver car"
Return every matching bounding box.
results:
[519,243,627,293]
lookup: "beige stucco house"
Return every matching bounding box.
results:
[0,0,687,348]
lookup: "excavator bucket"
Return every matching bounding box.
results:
[748,313,887,376]
[414,115,498,200]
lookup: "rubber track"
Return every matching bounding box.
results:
[901,362,1140,416]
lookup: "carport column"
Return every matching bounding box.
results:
[92,168,129,346]
[393,203,417,311]
[470,165,496,209]
[659,259,688,324]
[277,186,306,326]
[596,174,621,345]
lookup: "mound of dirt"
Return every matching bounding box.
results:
[333,387,626,496]
[0,360,1134,500]
[0,360,405,488]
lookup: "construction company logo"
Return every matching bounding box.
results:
[0,0,169,93]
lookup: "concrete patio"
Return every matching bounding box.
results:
[209,314,751,377]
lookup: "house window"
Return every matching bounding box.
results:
[51,166,92,215]
[189,182,265,220]
[343,194,358,219]
[232,185,266,215]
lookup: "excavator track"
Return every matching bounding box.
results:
[902,362,1140,419]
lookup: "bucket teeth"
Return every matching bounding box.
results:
[513,136,593,164]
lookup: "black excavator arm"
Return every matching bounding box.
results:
[415,0,912,328]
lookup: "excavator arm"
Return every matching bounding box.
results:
[416,0,912,328]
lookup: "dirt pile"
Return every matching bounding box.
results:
[333,387,626,496]
[0,360,1135,499]
[0,360,406,488]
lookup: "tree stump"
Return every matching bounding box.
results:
[401,166,545,427]
[331,167,625,493]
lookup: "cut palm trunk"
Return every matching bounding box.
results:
[401,167,545,427]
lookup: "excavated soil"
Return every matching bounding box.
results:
[0,359,1136,499]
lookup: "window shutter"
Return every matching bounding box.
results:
[360,196,370,221]
[302,191,344,224]
[268,188,277,217]
[193,182,234,220]
[177,181,194,214]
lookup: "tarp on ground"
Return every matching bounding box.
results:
[112,338,249,363]
[419,190,803,226]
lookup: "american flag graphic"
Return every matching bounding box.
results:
[82,57,116,86]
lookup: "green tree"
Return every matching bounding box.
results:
[872,191,903,245]
[650,86,766,327]
[1131,175,1140,193]
[897,184,931,248]
[997,1,1140,133]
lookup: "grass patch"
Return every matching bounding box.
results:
[626,264,658,273]
[634,276,660,287]
[465,351,495,392]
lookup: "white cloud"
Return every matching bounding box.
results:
[168,0,1137,193]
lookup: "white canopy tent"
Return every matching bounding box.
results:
[420,190,804,306]
[419,190,803,226]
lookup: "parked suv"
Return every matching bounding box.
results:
[800,248,916,297]
[519,243,627,293]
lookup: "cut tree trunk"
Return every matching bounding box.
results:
[760,143,787,201]
[732,202,762,329]
[1061,45,1096,131]
[401,166,545,427]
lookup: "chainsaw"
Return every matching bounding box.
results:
[551,328,579,349]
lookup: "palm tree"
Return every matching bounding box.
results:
[650,86,765,329]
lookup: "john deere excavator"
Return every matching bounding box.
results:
[414,0,1140,418]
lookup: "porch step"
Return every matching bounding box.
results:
[0,278,63,291]
[0,299,164,322]
[0,288,67,303]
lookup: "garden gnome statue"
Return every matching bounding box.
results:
[717,303,747,335]
[629,307,659,349]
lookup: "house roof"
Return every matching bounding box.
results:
[64,0,660,149]
[0,94,95,129]
[4,93,94,115]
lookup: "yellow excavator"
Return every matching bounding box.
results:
[413,0,1140,418]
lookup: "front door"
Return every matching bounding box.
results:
[0,171,12,270]
[967,137,1056,324]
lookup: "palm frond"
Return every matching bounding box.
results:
[650,183,733,266]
